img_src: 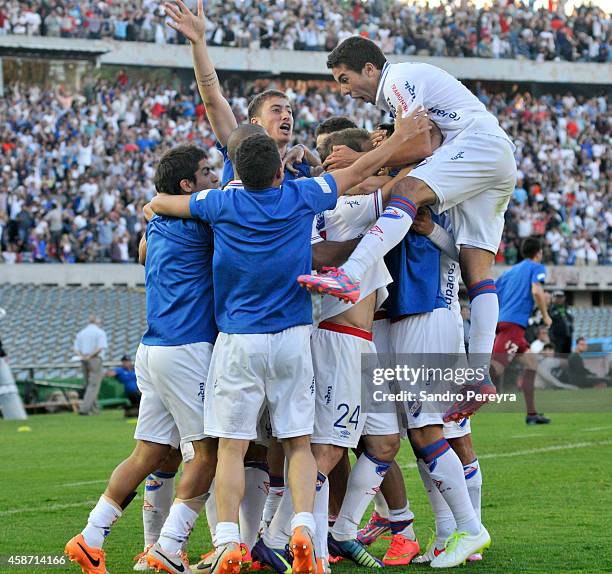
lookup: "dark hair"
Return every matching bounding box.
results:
[319,128,372,163]
[327,37,387,73]
[543,343,555,351]
[154,145,207,195]
[315,116,358,138]
[227,124,267,167]
[235,134,282,190]
[247,90,289,120]
[521,237,542,259]
[576,337,585,344]
[377,122,395,137]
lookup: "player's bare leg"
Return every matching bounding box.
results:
[65,440,171,574]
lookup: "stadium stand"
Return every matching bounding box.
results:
[0,284,147,371]
[1,0,610,62]
[0,76,609,265]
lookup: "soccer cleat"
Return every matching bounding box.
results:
[468,553,483,561]
[443,375,497,422]
[327,534,383,568]
[146,542,190,574]
[192,544,246,574]
[133,544,154,571]
[251,538,293,574]
[327,555,343,564]
[412,532,444,564]
[357,512,391,546]
[290,526,316,574]
[64,533,109,574]
[382,534,420,566]
[526,413,551,425]
[430,527,491,568]
[297,267,360,304]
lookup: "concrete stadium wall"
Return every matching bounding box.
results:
[1,264,611,293]
[2,35,611,85]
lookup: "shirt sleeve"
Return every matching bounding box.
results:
[189,189,223,224]
[295,173,338,213]
[311,216,324,245]
[334,190,382,233]
[98,330,108,351]
[531,263,547,284]
[383,65,424,117]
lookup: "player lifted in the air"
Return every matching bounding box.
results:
[298,37,517,420]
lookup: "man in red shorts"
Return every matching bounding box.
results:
[493,237,552,424]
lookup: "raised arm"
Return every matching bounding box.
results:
[165,0,237,146]
[148,195,193,219]
[330,108,429,196]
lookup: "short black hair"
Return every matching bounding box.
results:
[235,134,282,190]
[327,37,387,73]
[227,124,267,167]
[543,343,555,351]
[319,128,372,163]
[576,337,586,344]
[154,145,207,195]
[315,116,358,139]
[521,237,543,259]
[247,90,289,120]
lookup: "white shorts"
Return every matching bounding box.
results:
[390,308,461,429]
[443,418,472,439]
[204,326,315,440]
[134,342,212,450]
[409,133,517,253]
[311,323,399,448]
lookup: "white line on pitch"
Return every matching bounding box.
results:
[61,479,108,487]
[509,434,540,439]
[0,494,144,517]
[581,426,612,433]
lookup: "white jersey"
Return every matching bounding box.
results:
[376,62,513,147]
[312,190,392,320]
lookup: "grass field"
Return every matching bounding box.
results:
[1,390,611,574]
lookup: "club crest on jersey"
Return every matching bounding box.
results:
[408,401,422,417]
[381,207,403,220]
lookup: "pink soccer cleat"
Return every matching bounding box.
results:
[297,267,360,304]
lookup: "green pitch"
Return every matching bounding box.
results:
[1,390,611,574]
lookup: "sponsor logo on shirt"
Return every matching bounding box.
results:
[428,107,461,121]
[325,386,333,405]
[404,81,417,102]
[450,151,465,161]
[316,212,325,231]
[391,83,409,113]
[346,200,361,208]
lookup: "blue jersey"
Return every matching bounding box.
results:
[142,216,217,346]
[114,367,138,395]
[497,259,546,328]
[189,174,338,334]
[216,142,312,188]
[384,220,447,319]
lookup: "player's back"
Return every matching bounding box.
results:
[142,215,216,346]
[191,174,337,334]
[497,259,546,328]
[380,62,510,145]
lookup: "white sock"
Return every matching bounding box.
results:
[143,471,176,547]
[261,475,285,530]
[416,459,455,546]
[373,491,390,519]
[239,464,269,548]
[313,472,329,559]
[263,483,294,549]
[82,495,122,548]
[331,452,391,541]
[463,459,482,522]
[467,285,498,366]
[291,512,316,536]
[158,501,199,554]
[205,481,218,546]
[341,198,417,282]
[388,504,416,540]
[216,521,240,546]
[419,440,480,536]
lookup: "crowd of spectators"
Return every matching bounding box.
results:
[0,74,609,265]
[1,0,610,62]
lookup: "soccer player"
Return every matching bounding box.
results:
[299,37,518,420]
[65,145,219,574]
[148,110,427,574]
[165,0,319,186]
[314,116,358,158]
[493,237,552,425]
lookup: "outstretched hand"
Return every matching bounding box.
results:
[165,0,205,44]
[393,106,430,141]
[323,145,362,171]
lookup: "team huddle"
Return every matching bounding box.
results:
[64,1,518,573]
